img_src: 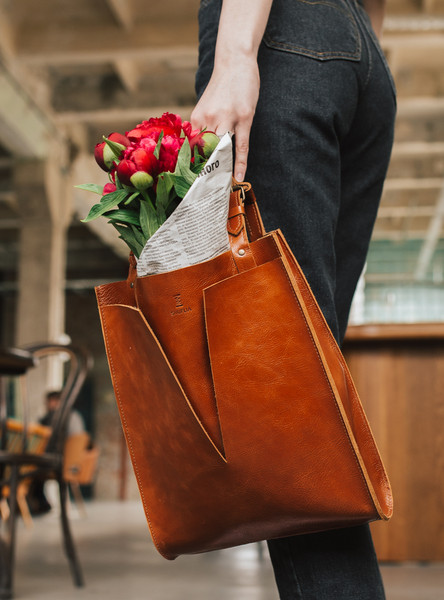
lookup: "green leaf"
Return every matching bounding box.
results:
[174,138,197,187]
[75,183,104,195]
[105,209,140,226]
[130,224,146,247]
[111,223,144,258]
[191,160,205,175]
[155,175,171,210]
[173,175,192,199]
[99,189,128,204]
[104,136,126,158]
[157,202,166,225]
[162,171,175,190]
[139,199,160,239]
[81,190,128,222]
[153,131,164,160]
[165,196,180,218]
[175,136,191,175]
[183,166,197,186]
[161,172,175,203]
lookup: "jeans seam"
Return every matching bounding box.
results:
[355,4,397,99]
[287,550,304,600]
[269,539,305,600]
[362,18,373,90]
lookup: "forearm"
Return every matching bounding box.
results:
[362,0,387,38]
[213,0,274,68]
[192,0,273,181]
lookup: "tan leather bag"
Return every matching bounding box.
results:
[96,182,392,560]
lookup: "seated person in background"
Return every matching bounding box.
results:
[39,390,85,437]
[27,390,86,515]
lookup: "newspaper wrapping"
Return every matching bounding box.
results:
[136,132,233,277]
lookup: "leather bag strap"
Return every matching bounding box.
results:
[227,184,258,272]
[231,180,266,242]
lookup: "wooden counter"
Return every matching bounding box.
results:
[343,323,444,562]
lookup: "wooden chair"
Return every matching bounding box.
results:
[0,343,91,599]
[0,420,52,528]
[63,432,99,517]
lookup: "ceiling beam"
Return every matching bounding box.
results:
[105,0,133,31]
[377,206,438,218]
[0,67,57,159]
[113,59,141,93]
[0,191,15,205]
[14,44,197,67]
[383,177,443,191]
[423,0,444,12]
[383,17,444,33]
[0,2,16,60]
[16,43,197,67]
[396,97,444,117]
[391,141,444,156]
[53,105,193,125]
[13,22,198,65]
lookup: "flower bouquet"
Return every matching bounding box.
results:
[77,112,222,260]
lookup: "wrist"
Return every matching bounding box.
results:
[214,43,258,73]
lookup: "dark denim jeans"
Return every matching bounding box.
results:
[196,0,396,598]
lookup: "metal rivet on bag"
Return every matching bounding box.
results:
[238,249,246,256]
[130,282,134,288]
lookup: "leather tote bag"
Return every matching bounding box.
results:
[96,182,393,560]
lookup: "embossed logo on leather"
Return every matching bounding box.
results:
[171,294,192,316]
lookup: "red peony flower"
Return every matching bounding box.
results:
[117,143,159,187]
[95,132,130,172]
[126,112,185,143]
[158,135,183,173]
[181,121,194,139]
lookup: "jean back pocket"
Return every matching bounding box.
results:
[264,0,361,62]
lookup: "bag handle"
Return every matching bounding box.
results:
[231,180,266,242]
[227,181,265,272]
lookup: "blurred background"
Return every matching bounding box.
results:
[0,0,443,580]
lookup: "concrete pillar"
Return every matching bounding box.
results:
[14,141,72,418]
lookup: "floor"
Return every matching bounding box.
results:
[13,499,444,600]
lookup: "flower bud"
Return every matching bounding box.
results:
[189,131,219,159]
[94,141,108,171]
[103,183,117,195]
[94,133,130,172]
[117,159,136,186]
[130,171,154,191]
[200,132,219,158]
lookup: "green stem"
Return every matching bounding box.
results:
[141,189,156,212]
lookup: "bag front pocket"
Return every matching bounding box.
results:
[263,0,361,62]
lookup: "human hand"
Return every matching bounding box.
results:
[191,56,260,182]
